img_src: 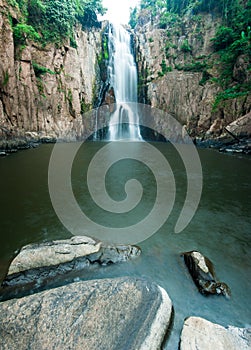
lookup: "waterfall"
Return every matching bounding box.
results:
[107,23,141,141]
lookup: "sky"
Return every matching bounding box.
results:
[99,0,140,24]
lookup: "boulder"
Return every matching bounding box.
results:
[181,250,231,298]
[0,277,173,350]
[225,112,251,139]
[0,236,141,300]
[180,316,251,350]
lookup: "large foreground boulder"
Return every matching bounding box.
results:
[180,316,251,350]
[0,277,172,350]
[0,236,141,300]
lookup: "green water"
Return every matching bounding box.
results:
[0,142,250,349]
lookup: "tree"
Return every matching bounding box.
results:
[129,7,139,29]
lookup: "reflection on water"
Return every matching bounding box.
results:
[0,142,250,349]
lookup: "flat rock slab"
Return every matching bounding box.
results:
[6,235,140,276]
[226,112,251,138]
[180,316,251,350]
[0,277,172,350]
[0,236,141,300]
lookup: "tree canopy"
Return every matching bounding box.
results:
[10,0,106,45]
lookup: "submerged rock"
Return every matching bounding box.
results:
[181,250,231,298]
[180,316,251,350]
[0,277,172,350]
[0,236,141,300]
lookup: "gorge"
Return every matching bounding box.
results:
[0,0,250,148]
[0,0,250,349]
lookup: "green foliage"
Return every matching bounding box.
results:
[36,77,45,96]
[11,0,106,46]
[207,1,251,113]
[175,61,207,72]
[180,39,192,52]
[3,71,9,86]
[98,32,109,64]
[129,6,138,29]
[158,59,172,76]
[7,0,19,8]
[138,0,249,21]
[211,26,235,50]
[199,70,211,85]
[32,62,55,77]
[159,12,180,29]
[102,35,109,60]
[212,84,250,110]
[27,0,46,27]
[13,23,40,45]
[136,0,251,111]
[140,0,156,10]
[70,35,78,49]
[48,0,75,39]
[76,0,106,28]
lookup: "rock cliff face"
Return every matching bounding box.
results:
[1,1,250,144]
[0,0,103,144]
[135,12,251,139]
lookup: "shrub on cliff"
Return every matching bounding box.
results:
[13,23,40,45]
[10,0,106,46]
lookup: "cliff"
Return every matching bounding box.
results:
[135,10,251,141]
[0,0,250,147]
[0,0,103,147]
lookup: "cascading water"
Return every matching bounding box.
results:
[107,23,142,141]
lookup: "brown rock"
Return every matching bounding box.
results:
[0,236,141,300]
[225,112,251,138]
[0,277,173,350]
[180,316,251,350]
[0,0,103,141]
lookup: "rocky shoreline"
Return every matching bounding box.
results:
[0,132,250,158]
[1,113,250,157]
[0,132,57,157]
[195,112,251,155]
[0,236,250,349]
[196,136,251,155]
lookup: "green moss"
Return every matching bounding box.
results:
[212,84,250,111]
[36,77,45,96]
[67,89,73,103]
[70,35,77,49]
[158,59,172,77]
[3,71,9,86]
[165,41,178,58]
[32,62,55,77]
[199,70,211,85]
[175,61,207,72]
[180,39,192,53]
[81,98,92,114]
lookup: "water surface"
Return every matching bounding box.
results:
[0,142,250,349]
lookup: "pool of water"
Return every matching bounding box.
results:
[0,142,250,349]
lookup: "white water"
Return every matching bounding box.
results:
[107,23,142,141]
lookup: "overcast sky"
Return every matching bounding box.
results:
[99,0,140,24]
